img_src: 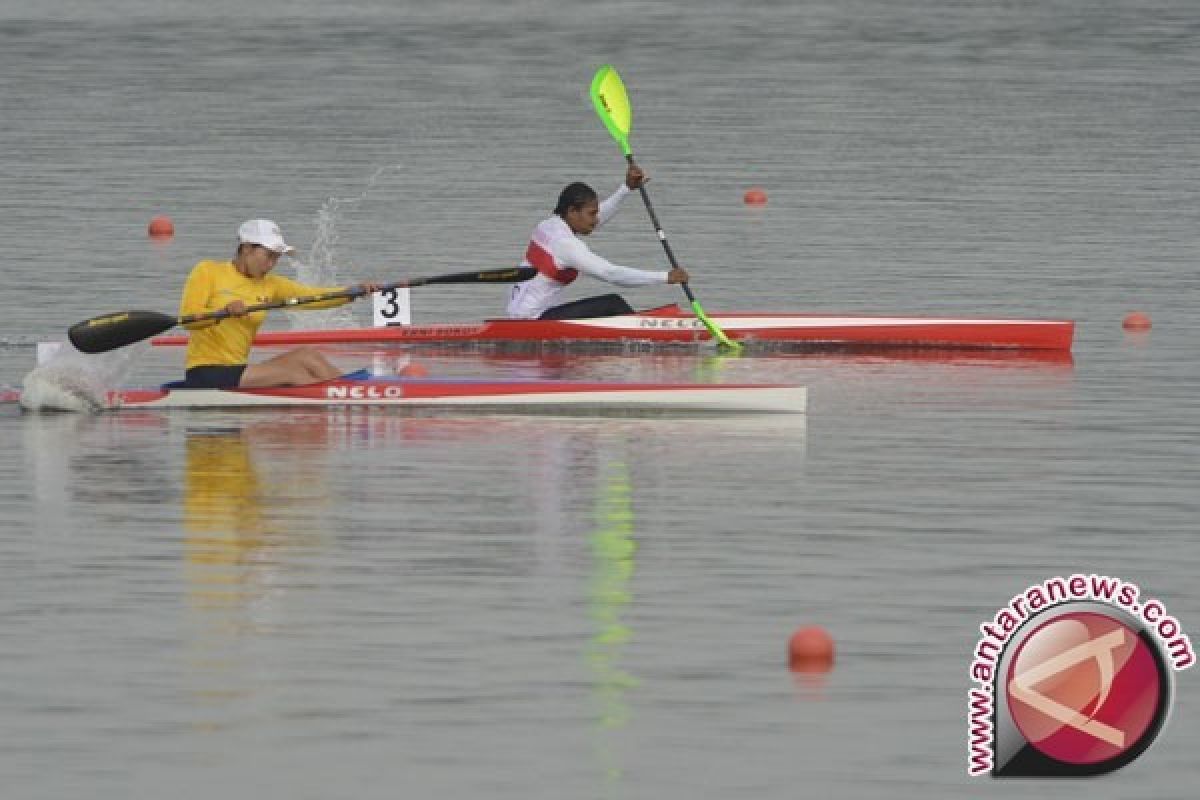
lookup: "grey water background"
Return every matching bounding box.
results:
[2,0,1198,797]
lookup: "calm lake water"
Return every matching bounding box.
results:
[2,1,1198,797]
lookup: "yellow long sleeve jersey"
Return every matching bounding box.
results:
[180,260,350,369]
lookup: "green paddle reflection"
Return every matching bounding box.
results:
[588,459,639,787]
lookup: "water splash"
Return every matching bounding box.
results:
[18,341,144,413]
[287,165,404,330]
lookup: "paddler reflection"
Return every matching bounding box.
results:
[183,417,335,628]
[183,426,266,602]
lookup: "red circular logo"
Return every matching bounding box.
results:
[1006,611,1163,766]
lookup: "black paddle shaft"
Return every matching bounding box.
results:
[67,267,537,354]
[626,154,697,304]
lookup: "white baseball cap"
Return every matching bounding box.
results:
[237,219,295,255]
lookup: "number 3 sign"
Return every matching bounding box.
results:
[372,287,411,327]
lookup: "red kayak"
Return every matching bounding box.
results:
[152,304,1073,351]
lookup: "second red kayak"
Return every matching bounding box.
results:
[152,304,1074,351]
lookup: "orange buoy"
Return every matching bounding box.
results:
[398,361,429,378]
[1122,311,1151,331]
[743,187,768,206]
[147,215,175,239]
[788,625,835,673]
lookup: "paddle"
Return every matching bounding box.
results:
[589,65,741,353]
[67,267,536,354]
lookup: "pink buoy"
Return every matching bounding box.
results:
[743,187,768,206]
[788,625,835,673]
[147,215,175,239]
[1122,311,1151,331]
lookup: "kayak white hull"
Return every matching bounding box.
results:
[7,379,806,415]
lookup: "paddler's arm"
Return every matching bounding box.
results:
[553,237,687,288]
[596,164,645,226]
[179,262,221,330]
[272,276,383,309]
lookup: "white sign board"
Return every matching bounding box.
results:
[373,287,411,327]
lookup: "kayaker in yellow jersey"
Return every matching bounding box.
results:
[179,219,381,388]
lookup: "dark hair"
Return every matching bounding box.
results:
[554,182,597,217]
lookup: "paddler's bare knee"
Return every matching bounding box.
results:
[241,347,341,386]
[292,346,340,379]
[292,346,328,366]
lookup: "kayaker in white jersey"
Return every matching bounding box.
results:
[507,164,689,319]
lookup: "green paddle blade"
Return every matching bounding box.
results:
[690,300,743,353]
[590,65,633,156]
[68,310,178,354]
